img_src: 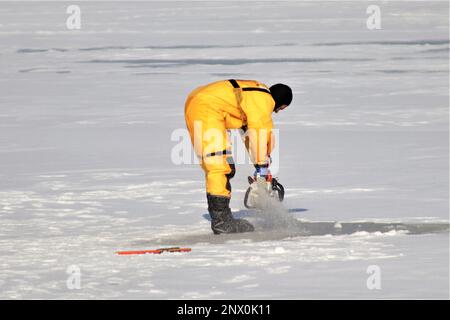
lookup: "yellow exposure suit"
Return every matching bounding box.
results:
[185,79,275,198]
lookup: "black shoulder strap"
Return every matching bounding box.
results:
[242,87,271,94]
[229,79,240,88]
[228,79,271,94]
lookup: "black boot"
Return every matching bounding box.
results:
[207,194,255,235]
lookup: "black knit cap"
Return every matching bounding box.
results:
[269,84,293,110]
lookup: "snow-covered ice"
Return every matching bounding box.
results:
[0,1,448,299]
